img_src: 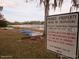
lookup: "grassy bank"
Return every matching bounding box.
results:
[0,29,60,59]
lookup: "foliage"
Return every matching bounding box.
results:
[0,6,3,11]
[26,0,79,12]
[0,20,7,27]
[22,21,44,24]
[0,14,7,27]
[8,21,44,25]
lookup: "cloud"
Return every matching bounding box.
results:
[1,0,16,8]
[2,0,44,22]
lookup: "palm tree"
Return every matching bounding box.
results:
[26,0,79,14]
[70,0,79,12]
[26,0,79,35]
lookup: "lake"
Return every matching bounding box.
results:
[10,24,44,31]
[10,25,44,36]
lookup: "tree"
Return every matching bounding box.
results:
[70,0,79,12]
[26,0,79,35]
[0,6,3,11]
[0,20,7,27]
[0,14,7,27]
[26,0,79,14]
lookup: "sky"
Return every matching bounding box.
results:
[1,0,44,22]
[0,0,79,22]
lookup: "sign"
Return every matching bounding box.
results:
[46,12,79,59]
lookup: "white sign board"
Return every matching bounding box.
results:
[47,12,79,59]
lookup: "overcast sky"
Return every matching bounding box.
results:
[1,0,79,22]
[1,0,44,22]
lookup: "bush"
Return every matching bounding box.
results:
[0,20,7,27]
[0,13,7,27]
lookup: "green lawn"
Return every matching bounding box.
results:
[0,29,66,59]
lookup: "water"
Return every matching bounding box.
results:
[11,25,44,36]
[10,24,44,31]
[19,29,43,36]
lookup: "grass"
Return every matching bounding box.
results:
[0,29,67,59]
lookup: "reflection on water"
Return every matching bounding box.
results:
[19,29,43,36]
[11,25,44,36]
[10,24,44,30]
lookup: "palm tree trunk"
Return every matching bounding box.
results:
[43,0,49,50]
[44,0,49,36]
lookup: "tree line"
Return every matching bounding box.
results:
[8,21,45,25]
